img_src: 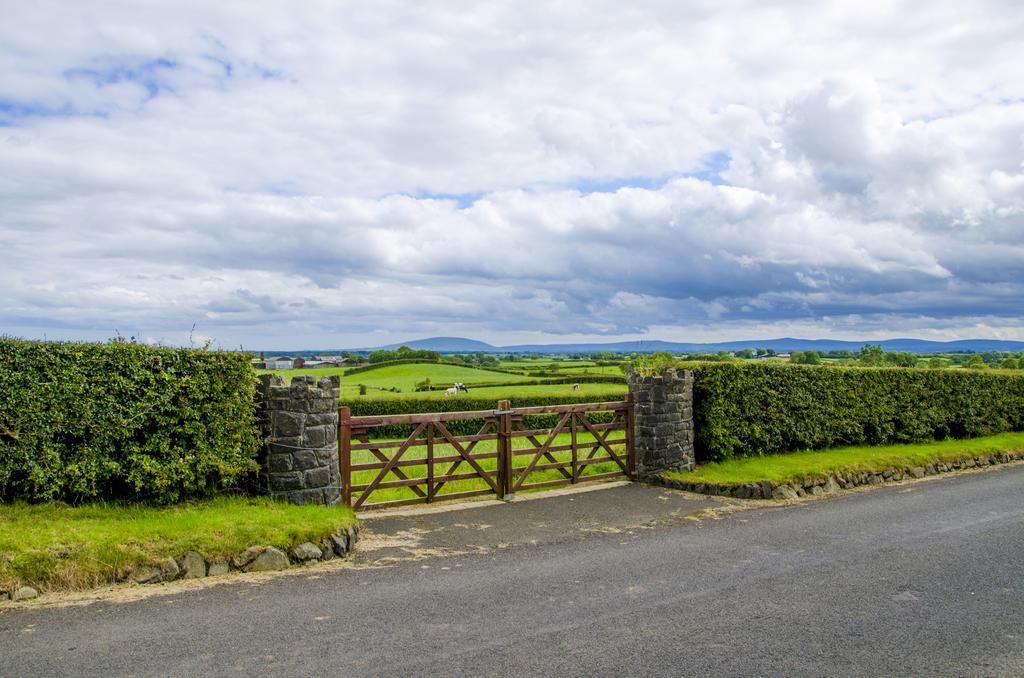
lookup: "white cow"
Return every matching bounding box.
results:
[445,382,469,397]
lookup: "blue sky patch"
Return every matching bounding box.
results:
[568,151,732,195]
[0,98,82,125]
[408,191,486,208]
[64,57,179,99]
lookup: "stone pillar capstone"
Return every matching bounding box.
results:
[627,368,695,478]
[257,374,341,505]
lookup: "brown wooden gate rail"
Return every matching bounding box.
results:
[339,397,635,510]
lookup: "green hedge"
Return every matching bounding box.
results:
[0,338,261,503]
[342,357,442,375]
[343,358,536,378]
[522,374,628,383]
[688,363,1024,461]
[342,392,626,438]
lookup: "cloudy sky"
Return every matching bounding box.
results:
[2,1,1023,349]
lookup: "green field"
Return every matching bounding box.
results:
[344,382,626,401]
[259,361,626,401]
[540,364,623,375]
[341,363,532,389]
[497,359,587,369]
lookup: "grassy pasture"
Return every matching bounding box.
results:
[260,361,626,401]
[544,365,624,376]
[339,363,531,390]
[497,359,574,367]
[259,362,523,385]
[346,382,627,401]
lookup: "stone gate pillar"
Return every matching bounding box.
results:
[257,374,341,505]
[627,368,695,478]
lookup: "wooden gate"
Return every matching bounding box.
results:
[339,398,634,510]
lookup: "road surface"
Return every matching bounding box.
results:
[2,466,1023,677]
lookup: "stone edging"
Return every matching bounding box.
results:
[0,525,359,603]
[657,450,1024,500]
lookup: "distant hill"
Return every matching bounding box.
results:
[369,336,1024,355]
[261,335,1024,355]
[374,336,497,352]
[501,337,1024,354]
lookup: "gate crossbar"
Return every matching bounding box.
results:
[340,397,635,509]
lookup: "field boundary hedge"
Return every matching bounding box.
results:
[342,359,517,378]
[684,362,1024,461]
[0,338,261,503]
[342,357,442,375]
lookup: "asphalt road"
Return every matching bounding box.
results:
[3,466,1023,677]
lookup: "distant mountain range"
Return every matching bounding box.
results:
[265,335,1024,355]
[375,336,496,352]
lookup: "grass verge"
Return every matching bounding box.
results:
[664,432,1024,488]
[0,497,356,593]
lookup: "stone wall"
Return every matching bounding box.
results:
[257,374,341,505]
[627,368,695,478]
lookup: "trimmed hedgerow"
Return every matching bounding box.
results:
[341,358,539,378]
[686,362,1024,461]
[0,338,261,504]
[342,392,626,438]
[342,357,442,375]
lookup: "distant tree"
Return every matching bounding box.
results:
[965,355,987,369]
[1000,357,1020,369]
[634,352,677,373]
[858,345,886,367]
[736,348,755,359]
[928,357,945,369]
[790,350,821,365]
[884,351,917,368]
[358,384,367,396]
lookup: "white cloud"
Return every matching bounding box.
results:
[1,0,1023,347]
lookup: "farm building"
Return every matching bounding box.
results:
[260,356,299,370]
